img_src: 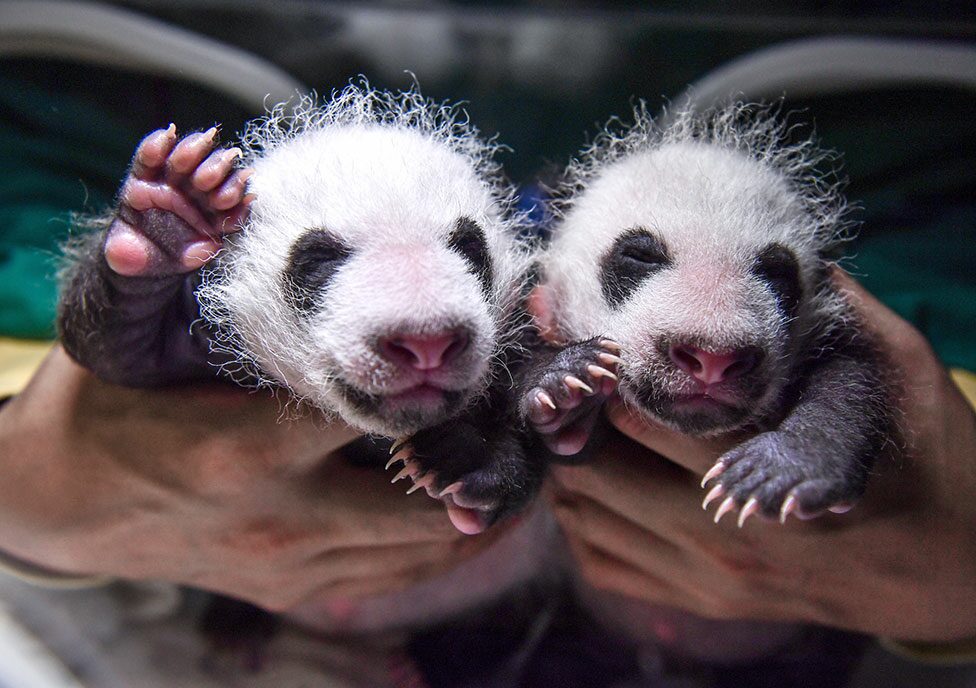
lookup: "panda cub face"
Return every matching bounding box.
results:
[198,89,529,436]
[546,128,837,436]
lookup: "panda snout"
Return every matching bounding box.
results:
[666,342,763,386]
[378,328,471,373]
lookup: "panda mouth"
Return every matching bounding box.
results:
[337,377,467,423]
[387,383,451,406]
[629,383,753,435]
[673,386,745,407]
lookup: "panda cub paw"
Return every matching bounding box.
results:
[701,431,860,527]
[103,125,253,278]
[385,425,533,535]
[520,337,621,456]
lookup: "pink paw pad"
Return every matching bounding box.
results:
[104,124,254,278]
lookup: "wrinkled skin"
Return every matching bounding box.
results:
[0,347,518,615]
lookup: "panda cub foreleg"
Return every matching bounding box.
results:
[703,325,890,525]
[58,126,251,386]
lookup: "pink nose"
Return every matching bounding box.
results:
[669,344,760,385]
[379,330,469,371]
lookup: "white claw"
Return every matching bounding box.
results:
[713,496,737,524]
[438,481,464,498]
[391,465,413,484]
[737,497,760,528]
[586,365,618,381]
[702,484,725,510]
[779,494,798,524]
[599,339,621,352]
[701,462,726,488]
[406,474,434,495]
[597,352,624,367]
[828,503,854,514]
[564,375,594,395]
[385,449,411,470]
[389,437,409,455]
[536,390,557,410]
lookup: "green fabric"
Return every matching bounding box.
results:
[853,214,976,371]
[1,62,973,370]
[0,59,250,339]
[0,69,136,338]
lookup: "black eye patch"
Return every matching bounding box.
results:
[448,216,493,297]
[282,228,353,314]
[752,243,802,319]
[600,227,672,308]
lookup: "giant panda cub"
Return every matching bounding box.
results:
[57,83,573,535]
[529,103,893,525]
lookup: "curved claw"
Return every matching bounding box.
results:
[700,462,726,489]
[779,494,798,524]
[384,449,409,471]
[713,496,737,524]
[564,375,594,395]
[406,473,435,495]
[391,465,414,484]
[389,437,410,455]
[702,483,725,510]
[536,390,557,410]
[737,497,760,528]
[597,352,624,367]
[438,481,464,498]
[599,339,621,353]
[586,364,618,381]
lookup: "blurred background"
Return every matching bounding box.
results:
[1,0,975,373]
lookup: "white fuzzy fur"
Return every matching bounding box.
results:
[197,83,534,435]
[545,103,851,432]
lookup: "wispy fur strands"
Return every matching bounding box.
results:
[239,81,520,220]
[195,82,536,432]
[551,101,853,256]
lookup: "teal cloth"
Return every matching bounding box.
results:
[1,64,973,370]
[0,70,137,338]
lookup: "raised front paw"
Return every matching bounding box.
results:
[104,125,253,278]
[701,431,862,527]
[521,337,621,456]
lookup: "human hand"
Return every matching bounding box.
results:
[550,271,976,643]
[0,346,499,612]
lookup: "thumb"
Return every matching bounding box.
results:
[605,398,733,476]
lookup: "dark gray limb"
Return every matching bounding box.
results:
[709,330,892,522]
[58,226,218,386]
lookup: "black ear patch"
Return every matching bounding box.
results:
[449,217,493,297]
[752,243,802,319]
[282,229,353,314]
[600,228,672,308]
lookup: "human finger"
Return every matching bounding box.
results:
[604,398,736,476]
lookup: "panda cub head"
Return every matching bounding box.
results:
[198,84,532,436]
[544,103,848,436]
